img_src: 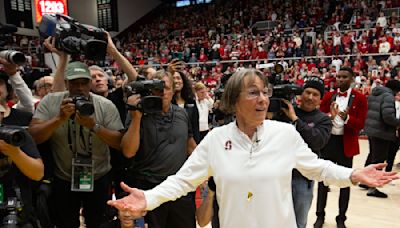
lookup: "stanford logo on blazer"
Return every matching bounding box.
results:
[225,140,232,150]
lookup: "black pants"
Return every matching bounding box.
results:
[50,173,111,228]
[386,140,399,172]
[316,135,353,221]
[126,177,196,228]
[365,136,391,167]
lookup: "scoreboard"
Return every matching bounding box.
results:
[35,0,68,23]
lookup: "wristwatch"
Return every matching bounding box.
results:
[91,123,102,133]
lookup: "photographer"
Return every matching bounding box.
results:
[281,77,332,228]
[28,61,124,228]
[0,57,34,114]
[0,69,44,227]
[121,70,197,228]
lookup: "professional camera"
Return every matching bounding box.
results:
[38,14,108,61]
[256,62,303,120]
[0,51,26,66]
[72,96,94,116]
[0,125,26,147]
[268,84,303,113]
[0,197,22,228]
[124,76,165,114]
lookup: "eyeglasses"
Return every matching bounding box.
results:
[242,88,272,99]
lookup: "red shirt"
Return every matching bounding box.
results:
[358,42,369,54]
[324,42,334,56]
[369,44,379,53]
[199,53,208,62]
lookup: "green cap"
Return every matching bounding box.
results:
[64,62,92,81]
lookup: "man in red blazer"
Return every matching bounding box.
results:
[314,67,368,228]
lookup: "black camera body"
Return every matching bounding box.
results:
[124,77,165,114]
[0,125,26,147]
[0,197,22,228]
[268,84,303,113]
[39,14,108,61]
[72,96,94,116]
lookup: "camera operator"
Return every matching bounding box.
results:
[0,68,44,227]
[45,32,137,196]
[0,57,34,114]
[28,61,124,228]
[45,32,138,123]
[121,70,197,228]
[280,76,332,228]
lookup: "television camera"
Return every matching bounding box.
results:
[39,14,108,61]
[124,76,165,114]
[257,62,303,121]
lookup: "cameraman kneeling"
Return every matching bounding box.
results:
[0,71,44,227]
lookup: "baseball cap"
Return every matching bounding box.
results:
[304,76,325,98]
[64,62,92,81]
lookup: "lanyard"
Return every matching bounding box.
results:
[68,119,93,158]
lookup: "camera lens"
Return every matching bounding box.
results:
[0,50,26,65]
[0,127,26,147]
[75,100,94,116]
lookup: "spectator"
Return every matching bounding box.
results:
[386,91,400,172]
[195,82,214,141]
[315,67,368,228]
[379,36,391,53]
[171,69,201,144]
[331,56,343,73]
[387,50,400,67]
[196,177,219,228]
[376,11,388,28]
[362,79,400,198]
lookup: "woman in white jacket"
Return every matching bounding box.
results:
[109,69,398,228]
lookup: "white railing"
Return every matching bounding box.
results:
[129,52,394,69]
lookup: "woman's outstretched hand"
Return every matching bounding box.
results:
[351,163,399,187]
[107,182,147,218]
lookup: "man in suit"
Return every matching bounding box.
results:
[314,67,368,228]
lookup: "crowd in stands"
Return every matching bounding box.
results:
[2,1,400,100]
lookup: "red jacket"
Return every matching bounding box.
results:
[320,89,368,157]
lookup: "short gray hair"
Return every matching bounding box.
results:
[88,65,109,79]
[220,69,268,114]
[153,70,175,91]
